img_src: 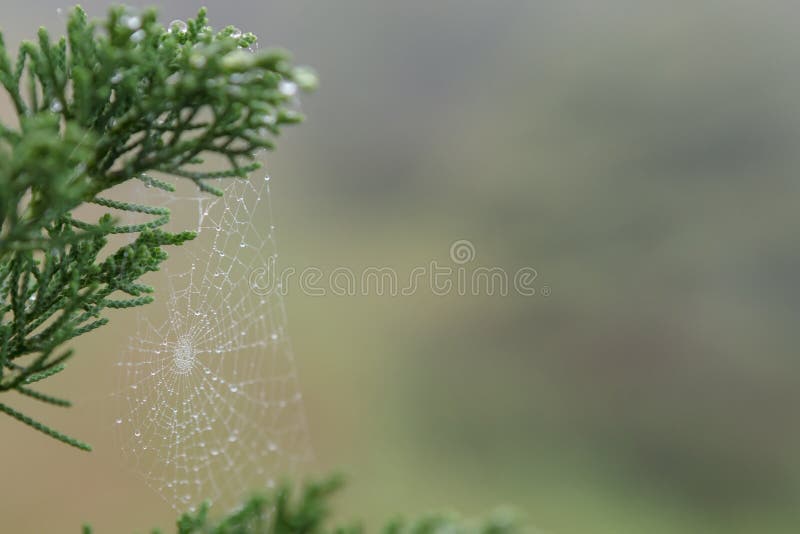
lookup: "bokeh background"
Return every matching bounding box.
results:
[3,1,800,532]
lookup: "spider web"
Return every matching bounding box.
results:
[113,173,311,513]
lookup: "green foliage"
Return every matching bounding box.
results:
[0,5,315,449]
[2,8,524,534]
[81,476,525,534]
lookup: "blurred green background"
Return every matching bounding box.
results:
[3,1,800,532]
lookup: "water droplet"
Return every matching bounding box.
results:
[168,20,187,34]
[50,100,63,113]
[190,54,207,69]
[122,15,141,30]
[130,29,146,43]
[134,430,141,437]
[229,385,238,393]
[259,113,277,126]
[110,71,123,84]
[278,80,298,97]
[292,66,319,91]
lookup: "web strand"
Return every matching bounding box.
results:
[114,174,310,513]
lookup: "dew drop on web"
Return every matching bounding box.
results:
[113,171,311,513]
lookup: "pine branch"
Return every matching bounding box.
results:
[16,385,71,407]
[0,5,316,449]
[22,363,66,384]
[0,401,90,450]
[83,476,527,534]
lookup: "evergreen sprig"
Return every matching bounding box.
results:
[82,476,526,534]
[0,5,316,450]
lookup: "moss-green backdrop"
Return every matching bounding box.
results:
[2,1,800,532]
